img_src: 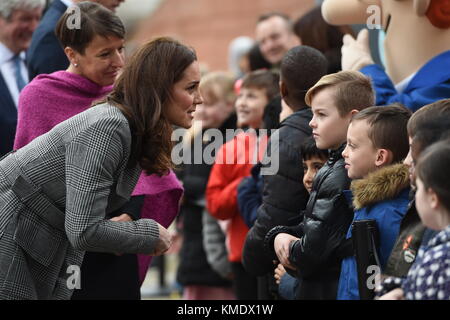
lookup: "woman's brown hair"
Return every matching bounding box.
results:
[107,37,197,176]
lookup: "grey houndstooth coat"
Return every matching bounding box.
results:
[0,103,160,300]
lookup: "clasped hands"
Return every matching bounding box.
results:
[274,233,300,271]
[109,213,173,256]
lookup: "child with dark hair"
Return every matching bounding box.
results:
[242,46,329,300]
[274,136,328,299]
[235,94,282,299]
[300,136,329,194]
[378,139,450,300]
[243,46,329,282]
[265,70,376,300]
[338,104,412,300]
[237,96,282,229]
[383,99,450,280]
[206,69,279,300]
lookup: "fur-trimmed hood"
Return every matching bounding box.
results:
[351,163,410,210]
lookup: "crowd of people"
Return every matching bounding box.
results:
[0,0,449,301]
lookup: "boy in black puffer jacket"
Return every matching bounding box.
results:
[265,70,375,299]
[242,46,328,283]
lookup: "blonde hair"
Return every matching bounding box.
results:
[183,71,236,148]
[305,70,375,116]
[199,71,236,106]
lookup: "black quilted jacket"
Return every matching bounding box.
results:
[266,144,354,300]
[242,109,312,276]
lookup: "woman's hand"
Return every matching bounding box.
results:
[274,233,299,270]
[109,214,133,256]
[108,216,173,256]
[152,223,174,256]
[109,213,133,222]
[274,263,286,285]
[377,288,405,300]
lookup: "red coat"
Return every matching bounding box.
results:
[206,131,268,262]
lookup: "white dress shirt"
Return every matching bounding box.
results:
[60,0,74,8]
[0,42,29,108]
[395,72,417,94]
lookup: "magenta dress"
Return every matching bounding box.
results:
[14,71,183,285]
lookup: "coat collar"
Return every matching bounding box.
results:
[428,225,450,248]
[279,108,312,134]
[351,163,410,210]
[406,50,450,92]
[328,143,346,164]
[0,41,26,66]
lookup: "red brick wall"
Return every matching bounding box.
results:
[130,0,316,71]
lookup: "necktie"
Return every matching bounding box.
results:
[12,54,27,92]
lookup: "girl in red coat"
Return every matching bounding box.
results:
[206,70,279,299]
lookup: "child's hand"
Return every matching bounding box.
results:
[377,288,404,300]
[109,213,133,222]
[274,233,299,270]
[274,263,286,285]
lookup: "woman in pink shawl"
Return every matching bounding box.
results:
[14,2,182,299]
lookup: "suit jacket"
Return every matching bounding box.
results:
[0,73,17,157]
[27,0,69,80]
[0,103,160,300]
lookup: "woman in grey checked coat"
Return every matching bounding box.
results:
[0,37,203,300]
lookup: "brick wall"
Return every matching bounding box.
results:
[129,0,316,71]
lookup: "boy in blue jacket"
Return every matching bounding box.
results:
[337,104,412,300]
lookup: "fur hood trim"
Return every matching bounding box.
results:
[351,163,410,210]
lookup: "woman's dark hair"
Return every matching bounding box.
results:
[248,43,272,71]
[416,139,450,213]
[293,6,354,74]
[56,1,125,54]
[301,136,329,162]
[107,37,197,175]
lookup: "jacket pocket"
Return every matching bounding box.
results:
[13,213,61,267]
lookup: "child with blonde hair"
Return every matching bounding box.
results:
[265,70,375,299]
[176,71,237,300]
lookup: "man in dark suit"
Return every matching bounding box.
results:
[0,0,44,157]
[27,0,125,80]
